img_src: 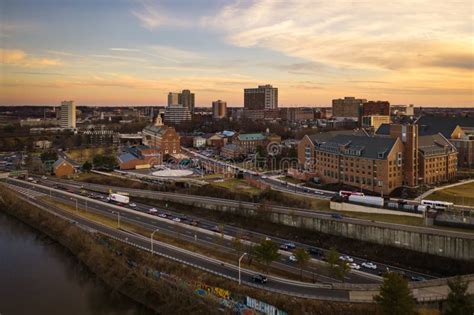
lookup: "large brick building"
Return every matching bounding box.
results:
[298,124,458,194]
[142,117,181,158]
[450,126,474,168]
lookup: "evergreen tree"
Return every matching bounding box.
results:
[374,272,416,315]
[444,276,474,315]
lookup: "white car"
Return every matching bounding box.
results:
[349,263,361,270]
[129,203,137,208]
[339,255,354,262]
[288,255,298,262]
[172,217,181,222]
[158,213,167,218]
[41,176,47,180]
[148,208,158,214]
[362,262,377,269]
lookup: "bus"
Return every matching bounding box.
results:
[339,190,364,198]
[421,199,453,210]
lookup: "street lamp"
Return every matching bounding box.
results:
[238,252,248,285]
[151,228,159,255]
[112,211,120,228]
[70,197,78,214]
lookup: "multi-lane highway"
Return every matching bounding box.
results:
[8,176,438,283]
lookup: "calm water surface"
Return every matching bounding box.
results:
[0,211,153,315]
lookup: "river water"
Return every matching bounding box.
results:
[0,211,153,315]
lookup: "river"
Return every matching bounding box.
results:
[0,211,153,315]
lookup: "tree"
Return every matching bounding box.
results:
[326,247,350,281]
[82,160,92,172]
[40,151,58,163]
[374,272,416,315]
[294,248,311,280]
[253,239,280,274]
[444,276,474,315]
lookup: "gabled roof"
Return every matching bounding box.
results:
[375,123,390,135]
[118,153,138,163]
[419,133,456,156]
[237,133,266,141]
[415,116,474,138]
[316,135,397,160]
[143,124,167,135]
[52,158,73,169]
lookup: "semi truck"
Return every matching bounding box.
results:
[107,193,130,204]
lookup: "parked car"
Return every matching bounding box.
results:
[349,263,361,270]
[339,255,354,262]
[362,262,377,269]
[252,274,267,284]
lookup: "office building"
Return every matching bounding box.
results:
[332,97,365,119]
[361,115,391,130]
[163,104,192,125]
[167,93,180,106]
[362,101,390,116]
[212,100,227,119]
[244,84,278,110]
[179,89,195,113]
[60,100,76,129]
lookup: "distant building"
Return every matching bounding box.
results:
[164,104,192,125]
[60,100,76,129]
[243,109,279,121]
[221,143,242,159]
[168,90,195,113]
[450,126,474,168]
[332,97,365,119]
[391,104,414,116]
[244,84,278,110]
[361,115,391,130]
[362,101,390,116]
[118,145,162,170]
[280,107,315,122]
[82,130,119,147]
[20,118,59,127]
[418,134,457,185]
[142,116,181,157]
[193,136,207,148]
[212,100,227,119]
[53,158,75,177]
[34,140,52,149]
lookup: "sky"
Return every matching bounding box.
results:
[0,0,473,107]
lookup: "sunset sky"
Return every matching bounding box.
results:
[1,0,473,107]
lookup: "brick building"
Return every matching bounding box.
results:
[142,117,181,158]
[53,158,76,177]
[450,126,474,168]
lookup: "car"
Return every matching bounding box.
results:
[411,275,426,282]
[251,274,267,284]
[331,213,343,219]
[190,220,199,226]
[210,226,220,232]
[158,213,167,218]
[172,217,181,222]
[279,244,289,250]
[129,203,137,208]
[288,255,298,262]
[361,262,377,269]
[339,255,354,262]
[241,235,251,241]
[41,176,47,180]
[284,242,296,249]
[308,248,323,257]
[265,236,271,241]
[148,208,158,214]
[349,263,361,270]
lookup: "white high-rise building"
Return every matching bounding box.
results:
[60,100,76,129]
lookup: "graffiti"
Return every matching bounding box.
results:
[199,283,231,300]
[246,296,288,315]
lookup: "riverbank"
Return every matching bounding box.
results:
[0,185,378,314]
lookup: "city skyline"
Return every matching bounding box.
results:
[1,0,473,107]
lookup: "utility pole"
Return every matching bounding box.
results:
[238,252,248,285]
[151,228,159,255]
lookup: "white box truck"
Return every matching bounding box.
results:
[107,193,129,204]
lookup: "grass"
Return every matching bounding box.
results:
[66,147,115,163]
[426,181,474,207]
[211,178,261,195]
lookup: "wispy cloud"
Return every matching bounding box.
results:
[131,0,189,30]
[1,49,62,67]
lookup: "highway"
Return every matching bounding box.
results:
[9,177,439,282]
[5,185,354,300]
[5,179,377,285]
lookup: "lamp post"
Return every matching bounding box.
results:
[151,228,159,255]
[238,252,248,285]
[70,197,78,214]
[112,211,120,228]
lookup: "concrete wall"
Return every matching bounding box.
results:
[76,183,474,261]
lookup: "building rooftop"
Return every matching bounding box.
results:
[419,133,456,157]
[237,133,266,141]
[316,135,397,160]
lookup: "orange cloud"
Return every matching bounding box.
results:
[1,49,62,67]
